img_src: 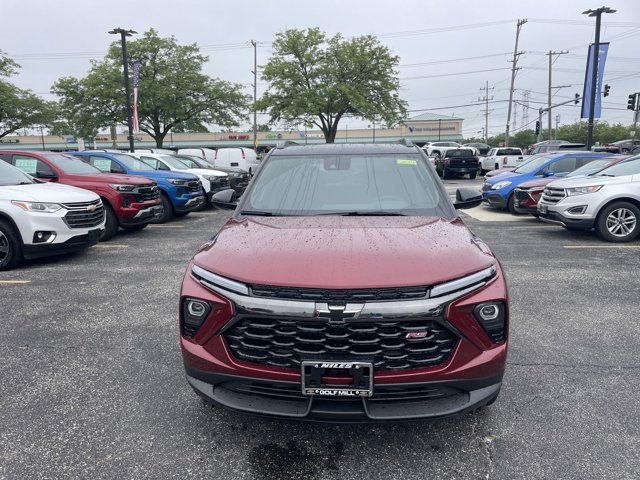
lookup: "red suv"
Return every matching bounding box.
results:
[1,151,162,240]
[180,143,508,421]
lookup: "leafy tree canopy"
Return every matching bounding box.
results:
[256,28,407,143]
[52,29,249,146]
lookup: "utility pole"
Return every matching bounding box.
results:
[505,18,527,147]
[479,81,494,142]
[250,40,258,152]
[108,28,137,153]
[546,50,568,141]
[583,6,616,149]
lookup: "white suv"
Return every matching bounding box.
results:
[0,161,105,270]
[538,156,640,242]
[423,142,462,159]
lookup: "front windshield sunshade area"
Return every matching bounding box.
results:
[242,154,451,216]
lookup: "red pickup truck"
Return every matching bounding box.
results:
[0,150,162,240]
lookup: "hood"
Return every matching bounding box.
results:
[485,168,515,178]
[130,169,198,180]
[187,168,228,178]
[485,170,521,185]
[65,172,155,185]
[193,216,496,289]
[0,182,99,203]
[546,174,632,189]
[517,178,553,189]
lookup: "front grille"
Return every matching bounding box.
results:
[250,285,428,302]
[187,180,202,193]
[541,187,566,204]
[224,317,458,371]
[223,380,462,402]
[62,199,105,229]
[515,188,530,201]
[135,184,160,201]
[210,177,230,189]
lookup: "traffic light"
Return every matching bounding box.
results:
[535,121,541,135]
[603,84,610,97]
[574,93,580,104]
[628,93,638,111]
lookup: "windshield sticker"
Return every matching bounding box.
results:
[14,158,38,175]
[93,158,112,172]
[397,159,417,165]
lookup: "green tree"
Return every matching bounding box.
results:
[0,51,53,139]
[256,28,407,143]
[52,30,249,147]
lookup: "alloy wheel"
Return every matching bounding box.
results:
[605,208,637,237]
[0,230,9,263]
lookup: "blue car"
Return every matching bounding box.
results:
[72,151,204,223]
[482,152,610,213]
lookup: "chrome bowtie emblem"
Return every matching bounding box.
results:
[86,204,97,212]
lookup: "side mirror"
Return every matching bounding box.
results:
[454,187,483,210]
[36,170,58,180]
[543,170,555,178]
[211,188,238,210]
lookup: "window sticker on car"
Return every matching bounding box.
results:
[93,158,112,172]
[397,159,417,165]
[15,158,37,175]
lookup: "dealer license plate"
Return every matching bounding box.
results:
[301,361,373,397]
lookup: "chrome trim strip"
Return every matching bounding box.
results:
[430,266,496,298]
[192,264,249,296]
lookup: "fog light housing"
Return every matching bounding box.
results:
[566,205,587,215]
[473,301,506,343]
[33,231,56,244]
[182,298,211,337]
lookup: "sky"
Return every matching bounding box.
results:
[2,0,639,138]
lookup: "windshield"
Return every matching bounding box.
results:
[567,159,611,177]
[0,161,35,186]
[514,154,555,174]
[44,153,100,174]
[114,154,155,171]
[597,158,640,177]
[241,154,451,217]
[159,155,190,170]
[175,155,204,169]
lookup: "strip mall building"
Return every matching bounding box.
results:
[0,113,463,151]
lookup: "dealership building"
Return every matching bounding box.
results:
[0,113,463,151]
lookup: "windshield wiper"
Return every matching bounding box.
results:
[239,210,274,216]
[597,174,615,177]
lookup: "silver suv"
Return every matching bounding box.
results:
[537,156,640,242]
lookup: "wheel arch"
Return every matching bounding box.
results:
[0,211,24,246]
[595,195,640,220]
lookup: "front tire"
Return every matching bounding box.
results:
[0,219,22,271]
[507,194,517,214]
[157,194,174,223]
[595,201,640,242]
[101,203,119,241]
[469,172,477,179]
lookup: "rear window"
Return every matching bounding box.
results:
[445,149,475,158]
[497,148,522,156]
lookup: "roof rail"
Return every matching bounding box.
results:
[276,140,301,149]
[396,138,414,147]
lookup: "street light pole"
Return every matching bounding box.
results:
[582,7,615,150]
[109,28,137,152]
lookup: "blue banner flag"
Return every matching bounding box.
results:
[581,42,609,119]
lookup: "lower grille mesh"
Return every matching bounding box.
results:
[224,317,458,371]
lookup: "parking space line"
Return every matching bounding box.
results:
[460,207,534,222]
[563,245,640,249]
[0,280,31,285]
[147,225,185,228]
[92,244,129,248]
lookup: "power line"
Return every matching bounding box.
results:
[400,67,511,81]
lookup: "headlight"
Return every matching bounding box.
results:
[109,183,136,192]
[565,185,602,196]
[203,175,225,182]
[11,201,62,213]
[229,172,241,178]
[491,181,512,190]
[168,178,188,185]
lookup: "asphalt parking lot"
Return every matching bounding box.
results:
[1,181,639,480]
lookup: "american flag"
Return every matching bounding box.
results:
[132,61,141,133]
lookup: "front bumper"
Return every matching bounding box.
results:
[22,228,103,259]
[186,366,502,422]
[180,263,508,422]
[120,204,164,226]
[174,194,205,212]
[538,209,595,229]
[482,192,508,209]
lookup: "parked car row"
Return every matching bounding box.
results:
[0,149,256,270]
[480,152,640,242]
